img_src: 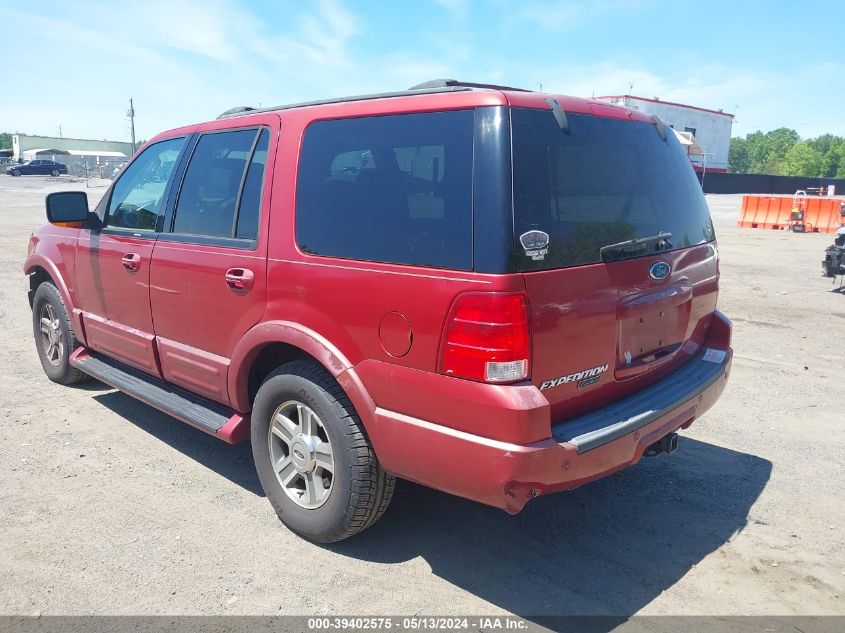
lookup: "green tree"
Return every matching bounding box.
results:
[779,142,823,177]
[765,128,800,163]
[744,131,771,174]
[836,153,845,179]
[0,132,11,149]
[807,133,843,156]
[728,136,748,173]
[821,146,842,177]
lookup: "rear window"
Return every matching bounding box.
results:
[512,109,715,271]
[295,110,474,270]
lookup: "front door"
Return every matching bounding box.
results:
[149,120,276,405]
[74,136,189,375]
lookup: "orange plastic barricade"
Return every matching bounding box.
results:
[738,195,844,233]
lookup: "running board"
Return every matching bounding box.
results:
[69,348,249,444]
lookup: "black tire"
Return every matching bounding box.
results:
[31,282,90,385]
[251,359,395,542]
[50,169,60,177]
[11,169,20,176]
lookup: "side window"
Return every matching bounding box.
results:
[235,128,270,240]
[172,128,265,239]
[295,110,474,270]
[107,137,185,231]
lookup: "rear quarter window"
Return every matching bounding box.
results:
[295,110,474,270]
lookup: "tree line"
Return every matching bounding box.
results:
[729,129,845,178]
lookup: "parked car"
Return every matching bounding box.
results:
[7,159,68,176]
[25,80,732,542]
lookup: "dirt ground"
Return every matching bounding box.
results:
[0,176,842,619]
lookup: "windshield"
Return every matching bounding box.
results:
[511,108,715,271]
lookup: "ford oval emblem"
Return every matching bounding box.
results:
[649,261,671,280]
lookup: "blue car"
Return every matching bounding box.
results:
[6,159,68,176]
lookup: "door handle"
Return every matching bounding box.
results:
[225,268,254,292]
[121,253,141,272]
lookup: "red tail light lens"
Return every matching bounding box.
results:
[439,293,530,383]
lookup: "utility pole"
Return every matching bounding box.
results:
[127,98,136,153]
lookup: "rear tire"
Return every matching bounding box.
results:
[31,282,89,385]
[251,359,395,542]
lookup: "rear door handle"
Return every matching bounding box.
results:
[225,268,254,292]
[121,253,141,272]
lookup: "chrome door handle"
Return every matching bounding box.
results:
[121,253,141,272]
[225,268,254,292]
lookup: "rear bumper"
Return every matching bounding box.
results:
[364,348,732,514]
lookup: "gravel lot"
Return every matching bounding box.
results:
[0,176,842,619]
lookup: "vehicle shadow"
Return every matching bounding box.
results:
[329,438,771,619]
[91,390,263,496]
[88,389,771,620]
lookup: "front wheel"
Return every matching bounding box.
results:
[10,169,20,176]
[251,359,395,542]
[50,169,60,177]
[31,282,90,385]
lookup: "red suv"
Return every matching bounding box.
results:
[25,80,732,542]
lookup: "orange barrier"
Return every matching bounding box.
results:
[738,195,845,234]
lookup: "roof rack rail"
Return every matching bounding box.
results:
[408,79,529,92]
[216,85,473,119]
[217,106,256,119]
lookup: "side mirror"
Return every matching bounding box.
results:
[46,191,89,226]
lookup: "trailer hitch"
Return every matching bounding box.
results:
[644,432,679,457]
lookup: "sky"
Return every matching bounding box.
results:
[1,0,843,143]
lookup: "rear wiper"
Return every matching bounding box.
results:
[599,232,673,261]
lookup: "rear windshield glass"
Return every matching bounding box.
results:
[511,108,715,271]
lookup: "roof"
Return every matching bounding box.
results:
[23,148,126,157]
[66,149,127,157]
[595,95,735,118]
[23,148,70,155]
[214,79,654,126]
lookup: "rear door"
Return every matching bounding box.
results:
[510,106,720,422]
[74,136,189,374]
[148,118,277,405]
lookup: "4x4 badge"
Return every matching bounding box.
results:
[519,230,550,261]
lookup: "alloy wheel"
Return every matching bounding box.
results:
[39,303,63,367]
[268,400,334,509]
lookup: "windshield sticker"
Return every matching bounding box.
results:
[520,230,550,261]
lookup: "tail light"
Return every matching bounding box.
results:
[439,292,530,383]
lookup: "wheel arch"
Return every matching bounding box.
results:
[24,257,85,345]
[229,322,374,423]
[27,265,54,307]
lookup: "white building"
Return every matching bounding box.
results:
[594,95,734,172]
